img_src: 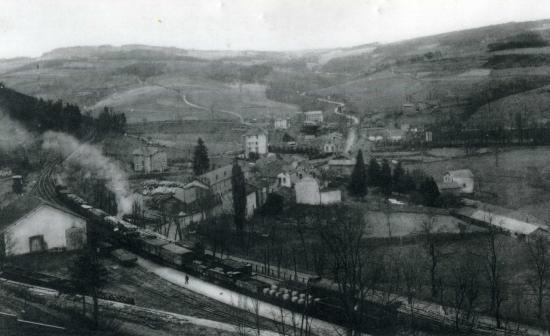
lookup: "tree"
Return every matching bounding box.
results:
[367,158,380,187]
[446,247,482,331]
[525,235,550,320]
[392,161,405,193]
[317,205,380,334]
[193,138,210,175]
[232,161,247,233]
[482,218,508,328]
[379,159,392,197]
[419,177,440,207]
[420,213,442,299]
[349,150,368,197]
[69,249,108,329]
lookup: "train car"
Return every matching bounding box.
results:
[111,248,138,266]
[159,243,194,268]
[139,236,169,257]
[205,267,233,285]
[235,277,270,295]
[219,259,252,276]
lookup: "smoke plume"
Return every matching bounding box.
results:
[0,109,34,151]
[42,131,133,215]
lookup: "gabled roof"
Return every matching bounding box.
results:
[447,169,474,178]
[0,195,85,234]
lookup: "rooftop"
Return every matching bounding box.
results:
[447,169,474,178]
[455,207,547,235]
[0,195,84,233]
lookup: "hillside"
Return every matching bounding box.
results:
[2,19,550,127]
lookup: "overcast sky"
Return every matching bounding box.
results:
[1,0,550,58]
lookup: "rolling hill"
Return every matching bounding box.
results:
[2,19,550,127]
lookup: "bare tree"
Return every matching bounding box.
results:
[525,235,550,320]
[482,216,508,328]
[446,247,482,331]
[419,211,445,299]
[399,247,424,330]
[317,205,374,334]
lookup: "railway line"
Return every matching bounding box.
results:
[115,265,274,332]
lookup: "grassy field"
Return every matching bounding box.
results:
[406,146,550,222]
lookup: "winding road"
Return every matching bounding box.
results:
[153,83,248,125]
[316,96,360,154]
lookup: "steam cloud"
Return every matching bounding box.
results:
[42,131,133,215]
[0,109,34,151]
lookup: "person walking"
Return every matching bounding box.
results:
[185,274,189,285]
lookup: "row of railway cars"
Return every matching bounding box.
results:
[54,181,399,331]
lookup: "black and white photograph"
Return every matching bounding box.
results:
[1,0,550,335]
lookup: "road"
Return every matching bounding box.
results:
[315,96,359,154]
[137,257,344,336]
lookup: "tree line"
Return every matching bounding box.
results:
[0,85,126,138]
[349,150,442,207]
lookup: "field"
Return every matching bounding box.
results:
[406,146,550,223]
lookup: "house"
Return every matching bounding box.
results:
[328,155,356,176]
[304,111,324,124]
[199,164,235,197]
[277,172,292,188]
[274,118,290,130]
[0,196,87,257]
[243,130,268,157]
[443,169,474,194]
[295,176,341,205]
[323,132,344,153]
[173,179,211,204]
[132,146,168,173]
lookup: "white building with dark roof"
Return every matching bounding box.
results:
[295,176,341,205]
[0,196,87,257]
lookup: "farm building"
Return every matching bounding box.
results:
[304,111,324,124]
[243,130,268,157]
[454,207,549,241]
[132,146,168,173]
[295,176,341,205]
[0,196,87,257]
[443,169,474,194]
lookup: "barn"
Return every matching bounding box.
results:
[0,196,87,257]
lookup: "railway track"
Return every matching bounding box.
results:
[32,131,96,206]
[117,266,271,332]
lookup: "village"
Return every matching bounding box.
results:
[1,5,550,336]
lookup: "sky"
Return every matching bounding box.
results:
[1,0,550,58]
